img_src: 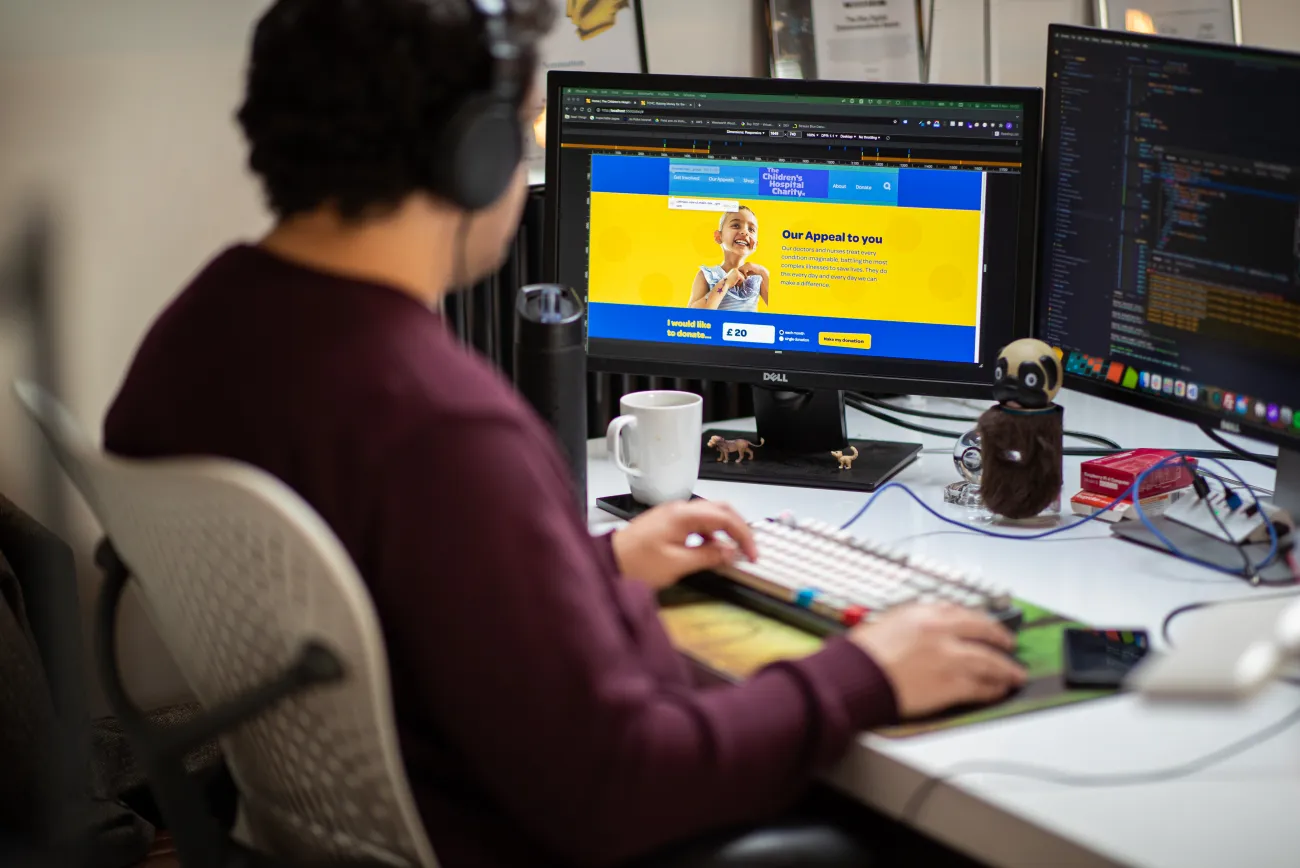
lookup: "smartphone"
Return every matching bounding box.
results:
[1062,628,1151,688]
[596,493,705,521]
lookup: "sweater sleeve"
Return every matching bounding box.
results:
[368,416,897,867]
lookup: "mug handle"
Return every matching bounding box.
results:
[606,415,643,478]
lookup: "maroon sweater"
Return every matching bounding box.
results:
[104,245,898,867]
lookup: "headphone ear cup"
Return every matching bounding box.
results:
[434,95,522,211]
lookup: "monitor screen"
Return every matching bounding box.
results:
[544,72,1041,396]
[1037,25,1300,448]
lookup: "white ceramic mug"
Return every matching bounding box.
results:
[606,390,703,505]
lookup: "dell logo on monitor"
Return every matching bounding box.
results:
[1221,419,1241,434]
[763,372,789,383]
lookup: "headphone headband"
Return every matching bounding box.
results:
[429,0,529,211]
[470,0,522,103]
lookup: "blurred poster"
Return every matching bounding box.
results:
[1096,0,1240,43]
[527,0,645,186]
[768,0,924,83]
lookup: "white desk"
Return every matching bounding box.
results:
[587,389,1300,868]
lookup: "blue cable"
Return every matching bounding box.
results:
[1129,455,1278,576]
[839,451,1281,578]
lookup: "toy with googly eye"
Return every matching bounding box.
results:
[974,338,1066,520]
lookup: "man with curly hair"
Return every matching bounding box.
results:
[103,1,1022,865]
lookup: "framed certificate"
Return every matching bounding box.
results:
[1095,0,1241,44]
[527,0,647,186]
[767,0,926,83]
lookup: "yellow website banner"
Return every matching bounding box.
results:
[588,192,982,327]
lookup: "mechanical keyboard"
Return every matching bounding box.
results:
[684,513,1023,637]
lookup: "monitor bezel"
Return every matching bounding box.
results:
[543,70,1043,400]
[1036,23,1300,450]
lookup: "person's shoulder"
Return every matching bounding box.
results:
[372,362,572,501]
[359,324,553,457]
[383,325,527,420]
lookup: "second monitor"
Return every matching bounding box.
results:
[544,72,1043,491]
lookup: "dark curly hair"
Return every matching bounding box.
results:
[236,0,554,220]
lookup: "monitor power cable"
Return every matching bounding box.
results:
[1199,425,1278,469]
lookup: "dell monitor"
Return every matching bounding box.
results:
[543,72,1042,491]
[1036,25,1300,518]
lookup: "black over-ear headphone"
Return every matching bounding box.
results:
[430,0,527,211]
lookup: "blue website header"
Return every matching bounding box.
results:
[593,155,982,211]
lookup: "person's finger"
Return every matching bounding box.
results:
[672,502,757,561]
[951,642,1026,686]
[672,539,740,575]
[933,607,1018,651]
[961,673,1019,705]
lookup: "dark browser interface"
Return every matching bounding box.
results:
[553,83,1031,384]
[558,88,1025,169]
[1038,29,1300,439]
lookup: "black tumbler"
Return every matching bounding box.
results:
[514,283,588,511]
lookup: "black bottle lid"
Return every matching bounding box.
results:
[515,283,585,350]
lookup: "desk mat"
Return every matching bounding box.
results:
[658,590,1112,738]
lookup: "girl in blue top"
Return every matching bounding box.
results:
[687,206,771,312]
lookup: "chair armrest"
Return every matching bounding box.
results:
[93,539,345,758]
[93,538,347,868]
[628,820,875,867]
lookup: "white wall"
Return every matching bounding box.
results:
[1241,0,1300,49]
[0,0,275,711]
[1,0,1298,711]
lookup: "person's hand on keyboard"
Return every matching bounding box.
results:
[611,501,759,591]
[848,604,1026,717]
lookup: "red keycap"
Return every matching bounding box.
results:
[842,605,868,627]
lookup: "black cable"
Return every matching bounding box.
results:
[1066,431,1125,449]
[1060,447,1265,460]
[900,701,1300,826]
[1161,589,1300,647]
[845,397,963,439]
[845,401,1264,463]
[1200,425,1277,469]
[1185,456,1256,579]
[1161,600,1211,646]
[1197,468,1271,496]
[849,393,1123,449]
[850,392,981,424]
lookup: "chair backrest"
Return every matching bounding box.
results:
[12,381,439,868]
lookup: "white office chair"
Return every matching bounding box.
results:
[12,381,439,868]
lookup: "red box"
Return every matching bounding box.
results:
[1080,449,1197,499]
[1070,486,1193,522]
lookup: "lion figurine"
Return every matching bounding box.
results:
[830,445,859,470]
[707,434,765,465]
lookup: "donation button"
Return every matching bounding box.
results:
[818,332,872,349]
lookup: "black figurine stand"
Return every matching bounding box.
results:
[699,388,920,493]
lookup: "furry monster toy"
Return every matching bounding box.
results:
[977,338,1065,519]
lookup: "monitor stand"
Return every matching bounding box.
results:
[698,387,921,493]
[1275,446,1300,520]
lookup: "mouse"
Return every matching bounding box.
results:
[1275,598,1300,651]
